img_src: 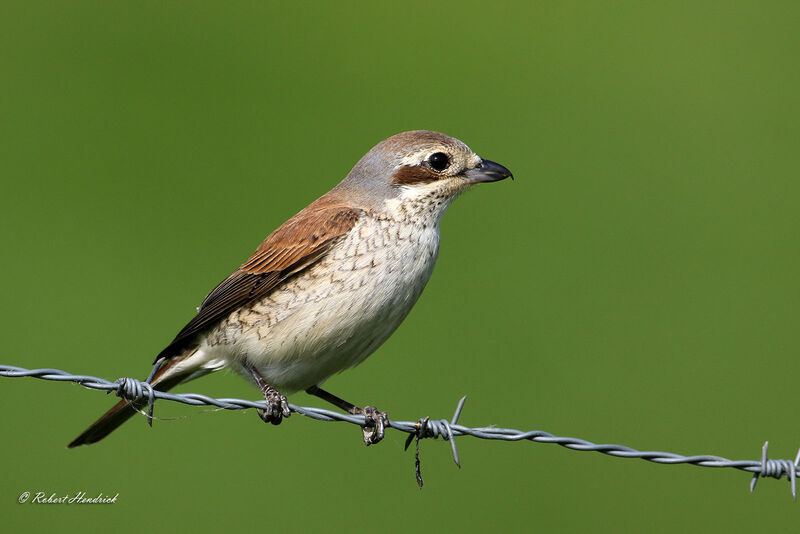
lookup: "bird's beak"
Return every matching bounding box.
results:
[463,159,513,184]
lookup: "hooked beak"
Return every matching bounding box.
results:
[463,159,513,184]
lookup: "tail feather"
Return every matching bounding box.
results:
[67,398,147,448]
[67,352,199,448]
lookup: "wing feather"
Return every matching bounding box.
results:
[154,199,361,362]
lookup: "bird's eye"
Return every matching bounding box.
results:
[428,152,450,172]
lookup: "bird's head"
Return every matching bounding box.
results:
[336,130,512,220]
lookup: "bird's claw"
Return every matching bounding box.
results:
[257,391,290,425]
[359,406,388,446]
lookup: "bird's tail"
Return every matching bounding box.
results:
[67,348,204,448]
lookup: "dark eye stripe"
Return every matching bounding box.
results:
[390,165,440,186]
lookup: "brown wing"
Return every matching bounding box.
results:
[154,199,361,362]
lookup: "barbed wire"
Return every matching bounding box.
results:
[2,363,798,497]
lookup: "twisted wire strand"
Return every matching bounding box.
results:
[2,364,798,498]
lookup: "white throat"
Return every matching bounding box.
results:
[382,180,469,226]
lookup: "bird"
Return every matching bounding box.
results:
[68,130,512,448]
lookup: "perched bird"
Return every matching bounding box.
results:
[68,130,512,448]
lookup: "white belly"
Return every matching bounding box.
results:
[199,213,441,393]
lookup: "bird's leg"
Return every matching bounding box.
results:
[244,362,290,425]
[305,385,387,445]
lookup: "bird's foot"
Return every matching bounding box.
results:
[303,385,387,445]
[245,362,290,425]
[355,406,388,446]
[256,390,291,425]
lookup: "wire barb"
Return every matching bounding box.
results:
[403,396,467,487]
[749,441,800,500]
[143,358,167,426]
[113,377,156,426]
[2,363,800,498]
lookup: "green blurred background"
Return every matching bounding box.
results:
[2,1,798,531]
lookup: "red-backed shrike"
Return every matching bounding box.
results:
[69,130,512,448]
